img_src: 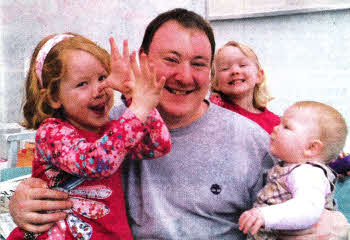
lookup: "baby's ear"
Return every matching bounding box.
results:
[304,139,324,157]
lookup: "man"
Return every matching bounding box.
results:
[9,8,349,239]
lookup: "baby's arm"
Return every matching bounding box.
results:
[258,164,330,230]
[36,113,149,179]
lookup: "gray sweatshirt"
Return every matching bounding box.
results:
[110,102,274,240]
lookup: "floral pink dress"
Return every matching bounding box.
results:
[9,108,171,240]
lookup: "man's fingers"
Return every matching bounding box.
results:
[23,222,56,234]
[28,188,69,201]
[26,211,67,225]
[32,200,73,211]
[20,177,48,189]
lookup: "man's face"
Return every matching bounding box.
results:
[147,20,212,128]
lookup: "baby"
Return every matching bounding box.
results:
[239,101,348,240]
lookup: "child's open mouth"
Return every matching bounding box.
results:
[89,103,106,114]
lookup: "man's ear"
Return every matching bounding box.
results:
[304,139,324,158]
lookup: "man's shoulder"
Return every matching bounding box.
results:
[109,104,126,120]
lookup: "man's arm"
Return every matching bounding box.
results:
[9,178,72,233]
[278,210,349,240]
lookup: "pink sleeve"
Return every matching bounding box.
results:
[126,108,171,160]
[36,109,147,179]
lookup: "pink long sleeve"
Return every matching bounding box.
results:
[34,108,171,179]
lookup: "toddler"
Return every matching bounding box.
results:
[239,101,347,240]
[210,41,280,134]
[8,33,171,240]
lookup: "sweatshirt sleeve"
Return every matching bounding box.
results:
[259,164,330,230]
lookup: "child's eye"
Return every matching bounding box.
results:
[240,64,247,67]
[98,75,107,82]
[76,82,87,87]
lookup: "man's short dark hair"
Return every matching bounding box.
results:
[140,8,215,64]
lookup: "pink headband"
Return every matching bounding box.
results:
[35,34,74,88]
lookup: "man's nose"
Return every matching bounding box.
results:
[175,63,193,85]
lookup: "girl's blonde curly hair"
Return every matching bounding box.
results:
[210,41,273,109]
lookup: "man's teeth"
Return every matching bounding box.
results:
[166,87,193,95]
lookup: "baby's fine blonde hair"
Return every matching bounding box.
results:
[293,101,348,162]
[22,33,110,129]
[211,41,273,109]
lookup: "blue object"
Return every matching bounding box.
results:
[335,177,350,222]
[0,167,32,182]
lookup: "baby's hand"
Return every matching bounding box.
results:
[98,37,132,96]
[128,51,165,122]
[239,208,265,235]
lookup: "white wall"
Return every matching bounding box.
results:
[1,1,349,151]
[0,0,205,122]
[210,9,350,151]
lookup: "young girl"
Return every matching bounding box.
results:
[239,101,347,240]
[210,41,280,134]
[8,33,171,240]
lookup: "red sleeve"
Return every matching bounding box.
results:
[126,108,171,160]
[36,109,147,179]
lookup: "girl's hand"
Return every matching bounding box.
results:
[128,51,165,122]
[9,178,72,233]
[98,37,132,96]
[238,208,265,235]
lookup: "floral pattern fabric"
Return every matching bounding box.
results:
[8,108,171,240]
